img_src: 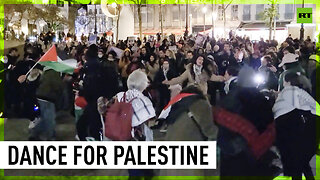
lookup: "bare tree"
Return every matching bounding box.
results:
[219,0,234,39]
[262,0,279,41]
[130,0,146,40]
[159,2,164,39]
[38,4,69,32]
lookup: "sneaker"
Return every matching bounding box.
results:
[75,134,80,141]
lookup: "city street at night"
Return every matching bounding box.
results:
[1,0,320,179]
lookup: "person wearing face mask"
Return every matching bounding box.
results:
[101,51,119,75]
[10,45,42,119]
[6,48,19,69]
[97,49,106,62]
[162,55,225,96]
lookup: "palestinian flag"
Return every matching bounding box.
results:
[38,45,77,74]
[158,93,196,119]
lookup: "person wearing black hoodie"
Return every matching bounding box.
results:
[77,44,118,141]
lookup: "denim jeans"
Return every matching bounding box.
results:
[29,99,56,140]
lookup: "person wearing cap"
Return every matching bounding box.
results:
[278,53,306,91]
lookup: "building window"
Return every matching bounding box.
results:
[218,6,223,21]
[89,9,93,15]
[141,7,147,23]
[172,6,179,21]
[147,10,153,23]
[181,6,186,22]
[231,5,238,20]
[255,4,264,20]
[191,5,198,21]
[243,5,251,21]
[285,4,293,19]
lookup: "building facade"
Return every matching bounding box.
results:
[75,5,111,38]
[131,4,317,42]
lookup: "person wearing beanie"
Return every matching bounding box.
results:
[278,53,306,91]
[214,65,278,178]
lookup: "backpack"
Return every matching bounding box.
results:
[104,92,136,141]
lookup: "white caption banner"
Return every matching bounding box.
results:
[0,141,216,169]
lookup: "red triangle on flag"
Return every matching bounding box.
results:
[38,45,58,62]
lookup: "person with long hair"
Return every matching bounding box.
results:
[145,53,159,81]
[119,48,131,79]
[162,54,224,95]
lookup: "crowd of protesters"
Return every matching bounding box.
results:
[3,30,320,179]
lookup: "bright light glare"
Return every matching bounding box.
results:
[254,74,264,84]
[202,7,207,13]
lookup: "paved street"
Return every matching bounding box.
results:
[4,111,219,177]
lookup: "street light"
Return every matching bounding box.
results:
[202,7,207,13]
[202,6,207,32]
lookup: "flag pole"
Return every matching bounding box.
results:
[25,61,40,76]
[25,45,54,76]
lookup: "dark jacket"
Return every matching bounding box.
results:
[216,51,237,75]
[82,58,106,103]
[215,87,276,177]
[259,66,279,91]
[275,109,319,177]
[36,69,64,106]
[249,55,261,71]
[160,95,218,176]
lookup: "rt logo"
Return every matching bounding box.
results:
[297,8,312,23]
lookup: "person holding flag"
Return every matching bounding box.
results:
[25,45,77,140]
